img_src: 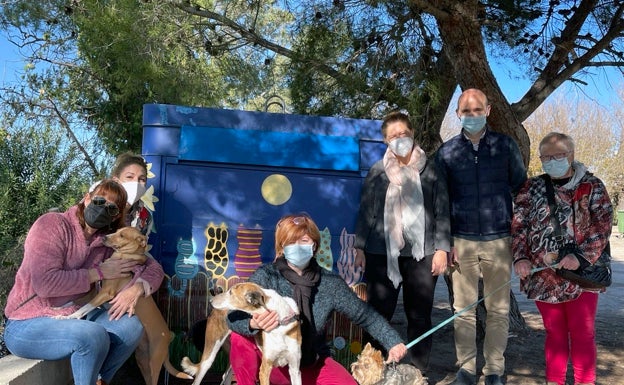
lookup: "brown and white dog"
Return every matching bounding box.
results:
[181,282,302,385]
[351,343,427,385]
[61,227,192,385]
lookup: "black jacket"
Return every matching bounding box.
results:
[354,158,451,255]
[435,128,527,239]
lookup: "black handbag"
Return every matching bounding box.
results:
[541,174,612,289]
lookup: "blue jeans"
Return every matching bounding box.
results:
[4,308,143,385]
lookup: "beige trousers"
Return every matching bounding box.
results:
[451,237,512,377]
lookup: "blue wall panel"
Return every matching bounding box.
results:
[142,103,383,283]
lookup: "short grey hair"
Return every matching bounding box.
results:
[539,132,575,153]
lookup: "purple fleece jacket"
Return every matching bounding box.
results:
[5,205,164,320]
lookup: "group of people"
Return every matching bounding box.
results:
[3,88,611,385]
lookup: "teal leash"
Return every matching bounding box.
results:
[405,264,556,349]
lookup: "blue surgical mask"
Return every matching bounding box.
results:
[283,244,314,268]
[542,158,570,178]
[460,115,487,134]
[388,137,414,158]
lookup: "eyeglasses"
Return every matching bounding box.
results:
[277,216,309,227]
[92,196,120,216]
[386,131,411,142]
[539,152,571,162]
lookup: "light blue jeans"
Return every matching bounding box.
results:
[4,307,143,385]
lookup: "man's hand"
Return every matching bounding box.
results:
[449,247,458,266]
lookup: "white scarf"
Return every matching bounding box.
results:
[383,145,427,288]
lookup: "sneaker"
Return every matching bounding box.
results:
[484,374,504,385]
[450,369,476,385]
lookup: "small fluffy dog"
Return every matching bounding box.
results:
[351,343,428,385]
[181,282,302,385]
[61,227,192,385]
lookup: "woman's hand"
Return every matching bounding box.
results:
[514,259,532,279]
[431,250,448,276]
[99,256,139,279]
[354,249,366,271]
[108,282,144,320]
[558,253,581,271]
[249,310,279,332]
[386,343,407,363]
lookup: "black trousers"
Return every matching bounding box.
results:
[362,252,438,371]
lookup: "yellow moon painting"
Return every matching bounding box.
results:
[261,174,292,205]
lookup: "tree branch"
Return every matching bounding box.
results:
[44,96,99,175]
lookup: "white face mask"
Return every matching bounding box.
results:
[388,137,414,157]
[121,181,147,205]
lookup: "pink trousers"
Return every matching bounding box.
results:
[536,291,598,385]
[229,333,357,385]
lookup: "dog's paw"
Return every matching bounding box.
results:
[180,356,199,376]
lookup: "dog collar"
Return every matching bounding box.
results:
[278,310,298,326]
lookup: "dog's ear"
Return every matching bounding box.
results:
[244,290,266,309]
[135,234,147,249]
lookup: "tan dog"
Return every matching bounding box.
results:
[351,343,427,385]
[181,282,302,385]
[62,227,192,385]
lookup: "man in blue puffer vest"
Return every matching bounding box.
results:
[435,88,527,385]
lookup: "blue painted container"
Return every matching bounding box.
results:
[142,103,385,282]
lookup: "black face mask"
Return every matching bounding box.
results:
[84,203,115,229]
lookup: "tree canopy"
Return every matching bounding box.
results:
[1,0,623,162]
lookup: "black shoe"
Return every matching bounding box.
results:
[484,374,504,385]
[450,369,476,385]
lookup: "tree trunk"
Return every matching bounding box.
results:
[432,1,532,166]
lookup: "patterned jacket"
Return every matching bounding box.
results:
[511,162,613,303]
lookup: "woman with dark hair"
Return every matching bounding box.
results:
[227,213,407,385]
[3,179,164,385]
[110,152,153,236]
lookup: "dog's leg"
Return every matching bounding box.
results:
[258,358,274,385]
[288,366,302,385]
[57,290,115,320]
[134,332,153,385]
[286,339,302,385]
[181,308,231,385]
[134,296,193,385]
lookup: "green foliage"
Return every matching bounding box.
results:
[1,0,291,155]
[0,125,86,256]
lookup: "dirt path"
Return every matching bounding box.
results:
[409,227,624,385]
